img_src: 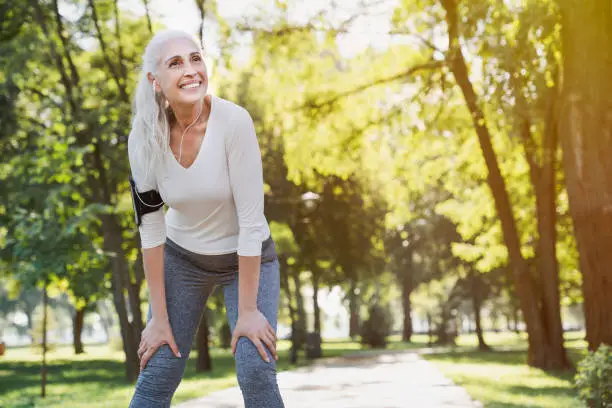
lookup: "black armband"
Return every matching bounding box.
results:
[128,176,164,227]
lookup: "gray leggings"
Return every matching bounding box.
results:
[129,238,284,408]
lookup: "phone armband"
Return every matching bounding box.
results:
[128,176,164,227]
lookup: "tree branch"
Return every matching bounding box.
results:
[30,0,76,117]
[22,86,64,111]
[141,0,153,34]
[113,0,128,84]
[195,0,206,46]
[87,0,128,102]
[235,1,393,37]
[51,0,81,91]
[298,60,444,111]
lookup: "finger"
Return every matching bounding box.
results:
[167,336,182,358]
[140,347,157,371]
[265,331,278,356]
[231,334,238,355]
[250,337,270,363]
[138,342,147,357]
[261,333,277,360]
[266,326,277,342]
[266,327,277,349]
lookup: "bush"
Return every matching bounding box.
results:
[575,344,612,408]
[360,303,392,349]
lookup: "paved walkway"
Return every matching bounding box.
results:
[175,350,481,408]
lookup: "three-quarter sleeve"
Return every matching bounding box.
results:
[127,132,166,249]
[226,108,268,256]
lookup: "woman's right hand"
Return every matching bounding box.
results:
[138,317,182,371]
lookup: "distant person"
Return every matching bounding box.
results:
[127,29,284,408]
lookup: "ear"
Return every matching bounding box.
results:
[146,73,157,91]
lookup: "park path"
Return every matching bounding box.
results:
[175,350,481,408]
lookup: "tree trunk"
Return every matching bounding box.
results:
[291,266,307,362]
[41,283,48,398]
[513,305,520,334]
[470,273,490,351]
[312,268,321,334]
[400,264,414,342]
[558,0,612,350]
[293,268,306,333]
[427,313,434,346]
[348,279,360,339]
[280,258,299,364]
[441,0,555,369]
[196,308,212,372]
[73,305,86,354]
[535,99,569,367]
[101,214,140,382]
[512,56,569,368]
[436,306,456,346]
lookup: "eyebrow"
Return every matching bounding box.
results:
[164,52,201,64]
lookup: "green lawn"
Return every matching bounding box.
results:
[423,331,588,408]
[0,332,588,408]
[0,339,362,408]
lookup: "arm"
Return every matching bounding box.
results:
[227,108,277,361]
[227,107,268,307]
[238,255,261,315]
[142,244,168,321]
[127,134,180,369]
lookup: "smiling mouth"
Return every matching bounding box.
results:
[180,81,201,89]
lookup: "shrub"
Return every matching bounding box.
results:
[575,344,612,408]
[360,303,392,348]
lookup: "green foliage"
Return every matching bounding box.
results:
[360,303,393,348]
[574,345,612,408]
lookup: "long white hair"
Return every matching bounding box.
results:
[130,29,202,178]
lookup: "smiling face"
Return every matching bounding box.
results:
[151,37,208,106]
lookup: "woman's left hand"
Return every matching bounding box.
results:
[231,309,278,362]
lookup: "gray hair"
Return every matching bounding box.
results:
[129,29,202,178]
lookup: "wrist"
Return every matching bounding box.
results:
[239,306,257,315]
[151,311,169,322]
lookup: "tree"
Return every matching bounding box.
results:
[0,0,155,380]
[418,0,569,369]
[556,0,612,349]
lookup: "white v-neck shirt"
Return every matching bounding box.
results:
[127,95,271,256]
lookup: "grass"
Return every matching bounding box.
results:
[0,332,589,408]
[422,331,588,408]
[0,339,365,408]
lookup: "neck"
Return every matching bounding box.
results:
[171,99,204,130]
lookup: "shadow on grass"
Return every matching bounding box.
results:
[424,348,585,408]
[0,351,240,408]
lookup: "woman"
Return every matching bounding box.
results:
[127,29,285,408]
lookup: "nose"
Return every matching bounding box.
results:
[183,60,197,77]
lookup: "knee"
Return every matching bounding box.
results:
[131,346,187,407]
[235,338,277,391]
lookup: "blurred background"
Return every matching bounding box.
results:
[1,0,610,407]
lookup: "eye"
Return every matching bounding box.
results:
[169,60,180,67]
[192,54,202,62]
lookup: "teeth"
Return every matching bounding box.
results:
[181,82,200,89]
